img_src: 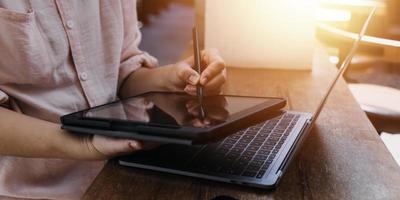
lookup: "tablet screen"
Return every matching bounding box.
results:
[83,93,280,128]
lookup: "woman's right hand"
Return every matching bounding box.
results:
[83,135,144,160]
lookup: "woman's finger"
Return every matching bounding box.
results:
[185,99,198,109]
[203,72,226,94]
[186,101,199,114]
[91,135,143,159]
[204,108,229,121]
[184,85,197,96]
[200,49,225,84]
[189,106,200,116]
[190,118,208,127]
[177,63,200,85]
[184,86,197,96]
[200,60,225,85]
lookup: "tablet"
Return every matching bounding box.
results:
[61,92,286,144]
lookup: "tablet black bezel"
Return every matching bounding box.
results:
[60,91,286,143]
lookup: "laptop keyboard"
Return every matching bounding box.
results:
[119,112,302,181]
[189,112,300,178]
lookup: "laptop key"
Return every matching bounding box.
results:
[256,170,267,178]
[241,138,252,143]
[223,139,237,145]
[230,148,242,155]
[248,163,263,170]
[250,141,263,146]
[261,145,274,151]
[235,143,248,150]
[240,155,253,161]
[261,164,270,170]
[246,146,259,152]
[242,170,257,177]
[230,136,241,141]
[254,154,268,161]
[266,140,276,145]
[242,151,255,157]
[258,149,271,155]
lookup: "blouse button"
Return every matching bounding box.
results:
[79,72,88,81]
[66,20,74,29]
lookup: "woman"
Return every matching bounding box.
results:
[0,0,226,199]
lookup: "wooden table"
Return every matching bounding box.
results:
[83,49,400,200]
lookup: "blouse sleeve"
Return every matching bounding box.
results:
[118,0,158,89]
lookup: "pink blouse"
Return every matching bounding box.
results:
[0,0,157,199]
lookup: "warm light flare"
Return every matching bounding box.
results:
[205,0,317,69]
[316,9,352,22]
[329,56,340,64]
[204,0,354,69]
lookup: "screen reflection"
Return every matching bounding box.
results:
[84,93,230,128]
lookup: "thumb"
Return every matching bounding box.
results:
[177,63,200,85]
[90,135,142,159]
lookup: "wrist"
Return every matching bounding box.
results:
[162,64,181,92]
[120,66,177,98]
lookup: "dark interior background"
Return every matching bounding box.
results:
[137,0,195,66]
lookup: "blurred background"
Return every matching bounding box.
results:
[137,0,400,164]
[137,0,194,66]
[316,0,400,166]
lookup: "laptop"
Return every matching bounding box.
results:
[118,8,376,189]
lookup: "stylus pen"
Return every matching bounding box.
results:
[192,27,206,119]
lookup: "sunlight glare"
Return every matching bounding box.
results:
[205,0,317,69]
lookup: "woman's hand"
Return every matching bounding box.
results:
[81,135,142,160]
[185,96,229,127]
[168,48,226,96]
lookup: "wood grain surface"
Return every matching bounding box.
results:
[83,49,400,200]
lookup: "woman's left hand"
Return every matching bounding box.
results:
[168,48,226,96]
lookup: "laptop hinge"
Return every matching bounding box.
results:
[275,118,312,175]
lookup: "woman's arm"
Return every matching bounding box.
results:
[119,49,227,98]
[0,107,141,160]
